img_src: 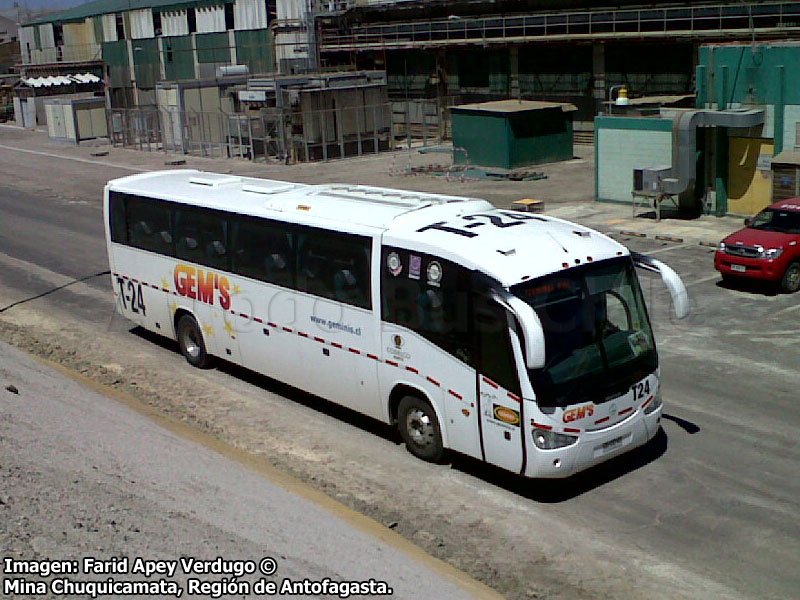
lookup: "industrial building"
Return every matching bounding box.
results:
[11,0,800,194]
[596,41,800,217]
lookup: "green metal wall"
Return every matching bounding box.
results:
[195,32,230,64]
[102,40,129,88]
[163,35,195,81]
[453,107,573,169]
[132,37,160,89]
[595,116,673,203]
[697,44,800,107]
[452,112,510,168]
[235,29,273,75]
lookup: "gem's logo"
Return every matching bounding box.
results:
[563,403,594,423]
[174,264,231,310]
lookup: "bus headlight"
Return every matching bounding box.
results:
[532,429,578,450]
[644,391,663,415]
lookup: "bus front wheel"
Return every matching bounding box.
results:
[398,396,444,463]
[177,314,212,369]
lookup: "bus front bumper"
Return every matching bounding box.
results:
[525,405,663,479]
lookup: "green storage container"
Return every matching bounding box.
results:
[451,100,576,169]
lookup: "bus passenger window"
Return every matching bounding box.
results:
[231,218,294,288]
[175,208,228,270]
[126,197,174,256]
[108,191,128,244]
[296,229,371,309]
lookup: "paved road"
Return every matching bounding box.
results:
[0,340,491,599]
[0,132,798,599]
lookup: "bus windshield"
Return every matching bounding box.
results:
[511,257,657,408]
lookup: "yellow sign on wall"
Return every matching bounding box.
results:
[728,137,774,215]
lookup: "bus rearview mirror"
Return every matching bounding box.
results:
[631,252,689,319]
[492,291,546,370]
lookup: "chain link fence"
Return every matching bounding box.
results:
[109,98,450,162]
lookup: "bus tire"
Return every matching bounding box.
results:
[177,314,212,369]
[780,261,800,293]
[398,396,444,463]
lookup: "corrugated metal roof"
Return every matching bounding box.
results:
[451,100,578,114]
[27,0,230,26]
[772,151,800,167]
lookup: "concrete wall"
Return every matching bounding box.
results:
[595,116,673,203]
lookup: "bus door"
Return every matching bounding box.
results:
[475,295,525,474]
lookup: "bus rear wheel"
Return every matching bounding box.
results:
[177,314,212,369]
[398,396,444,463]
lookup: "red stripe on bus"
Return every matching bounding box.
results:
[298,331,309,338]
[405,366,419,374]
[314,337,325,343]
[366,353,379,360]
[641,396,654,409]
[229,310,237,316]
[348,348,361,355]
[267,322,278,328]
[531,421,552,430]
[563,427,581,433]
[331,342,343,349]
[239,313,249,319]
[385,360,399,367]
[131,279,138,283]
[482,377,499,389]
[595,416,610,425]
[253,317,263,324]
[282,327,293,333]
[448,389,462,400]
[426,376,440,387]
[618,407,633,416]
[507,392,521,403]
[162,288,169,293]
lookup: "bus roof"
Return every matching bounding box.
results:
[107,170,628,287]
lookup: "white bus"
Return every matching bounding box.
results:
[104,170,688,478]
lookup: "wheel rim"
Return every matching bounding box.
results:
[788,266,800,290]
[182,329,201,359]
[405,408,435,448]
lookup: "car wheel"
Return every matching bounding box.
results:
[177,314,212,368]
[780,262,800,293]
[397,396,444,463]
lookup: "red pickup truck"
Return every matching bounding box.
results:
[714,199,800,293]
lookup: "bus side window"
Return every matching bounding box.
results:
[108,191,128,244]
[474,295,520,395]
[127,196,174,256]
[175,207,228,271]
[382,248,473,365]
[296,229,371,309]
[230,217,294,289]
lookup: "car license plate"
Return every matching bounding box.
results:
[731,264,746,273]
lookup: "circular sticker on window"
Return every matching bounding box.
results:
[427,261,443,286]
[387,252,402,276]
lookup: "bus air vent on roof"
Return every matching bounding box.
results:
[319,185,468,207]
[189,174,242,188]
[242,182,298,195]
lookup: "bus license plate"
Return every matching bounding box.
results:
[731,264,746,273]
[602,436,624,453]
